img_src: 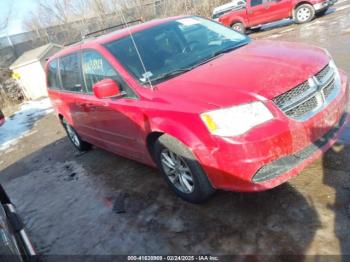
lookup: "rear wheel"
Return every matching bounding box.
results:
[231,22,246,34]
[154,135,215,203]
[62,118,91,152]
[294,4,315,24]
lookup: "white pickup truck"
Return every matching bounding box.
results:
[212,0,246,21]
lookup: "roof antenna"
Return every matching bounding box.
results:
[117,3,155,90]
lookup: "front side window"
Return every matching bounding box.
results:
[251,0,263,6]
[47,59,61,90]
[59,53,84,93]
[82,50,137,98]
[105,16,249,85]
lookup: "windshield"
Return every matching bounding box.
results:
[105,16,249,85]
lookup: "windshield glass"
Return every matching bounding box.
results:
[105,16,249,85]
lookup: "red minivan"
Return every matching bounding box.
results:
[46,16,349,203]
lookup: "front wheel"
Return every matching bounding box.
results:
[62,118,91,152]
[154,135,215,203]
[294,4,315,24]
[231,22,246,34]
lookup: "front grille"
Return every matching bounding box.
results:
[323,79,336,99]
[285,96,318,119]
[273,64,338,121]
[316,64,331,83]
[252,113,347,183]
[273,81,311,109]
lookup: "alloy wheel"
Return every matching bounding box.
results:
[65,123,80,147]
[297,7,311,22]
[233,25,242,32]
[160,149,195,194]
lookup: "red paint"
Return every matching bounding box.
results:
[46,16,349,192]
[93,79,122,99]
[0,110,4,126]
[219,0,331,29]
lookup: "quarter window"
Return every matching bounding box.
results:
[59,53,85,93]
[82,50,136,98]
[47,59,61,90]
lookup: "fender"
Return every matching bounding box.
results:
[55,103,74,125]
[148,116,220,168]
[220,15,247,28]
[148,117,221,188]
[149,117,205,150]
[229,16,247,27]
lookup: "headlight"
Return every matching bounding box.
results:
[329,59,341,86]
[200,101,273,137]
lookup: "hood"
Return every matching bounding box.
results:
[157,40,330,108]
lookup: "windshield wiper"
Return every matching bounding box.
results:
[188,41,250,70]
[148,42,249,84]
[150,68,194,83]
[212,42,249,57]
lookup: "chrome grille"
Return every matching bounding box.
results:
[273,81,311,109]
[273,64,339,121]
[315,64,331,83]
[323,79,336,99]
[285,97,318,119]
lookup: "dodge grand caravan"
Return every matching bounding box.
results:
[46,16,349,203]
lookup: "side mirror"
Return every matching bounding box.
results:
[93,79,122,99]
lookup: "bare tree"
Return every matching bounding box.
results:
[0,2,14,34]
[38,0,75,26]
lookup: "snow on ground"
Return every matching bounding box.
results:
[0,98,53,151]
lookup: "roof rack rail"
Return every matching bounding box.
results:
[83,19,143,39]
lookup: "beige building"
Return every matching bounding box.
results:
[10,44,62,100]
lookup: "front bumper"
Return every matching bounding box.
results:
[195,71,349,192]
[314,0,335,12]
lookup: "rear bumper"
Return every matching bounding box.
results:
[195,72,349,192]
[314,0,335,11]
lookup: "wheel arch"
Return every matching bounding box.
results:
[293,1,314,17]
[57,110,73,125]
[145,118,213,162]
[146,131,164,161]
[230,19,246,28]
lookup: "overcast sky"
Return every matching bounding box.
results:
[0,0,37,36]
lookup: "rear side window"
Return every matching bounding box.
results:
[59,53,85,93]
[47,59,61,90]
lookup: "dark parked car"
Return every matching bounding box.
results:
[0,110,4,126]
[0,185,37,261]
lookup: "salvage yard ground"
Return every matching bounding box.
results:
[1,0,350,257]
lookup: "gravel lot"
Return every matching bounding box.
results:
[1,1,350,257]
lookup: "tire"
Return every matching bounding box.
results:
[315,8,328,17]
[61,118,92,152]
[231,22,246,34]
[294,4,315,24]
[154,135,215,203]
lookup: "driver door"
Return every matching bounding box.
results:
[81,50,146,160]
[248,0,273,26]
